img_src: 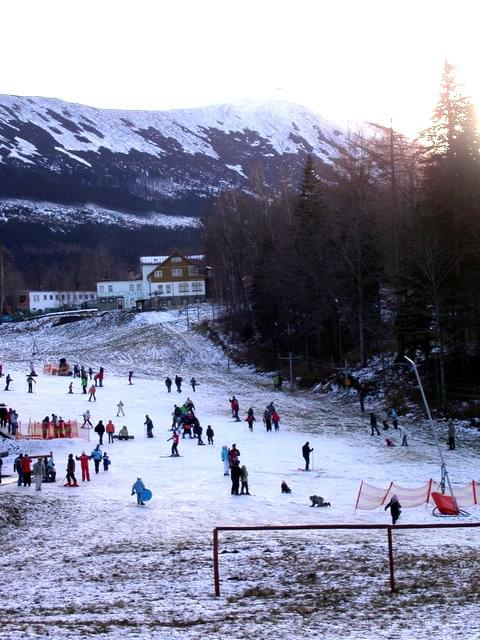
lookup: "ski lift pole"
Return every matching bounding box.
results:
[404,356,456,504]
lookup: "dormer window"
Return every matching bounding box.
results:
[171,256,182,263]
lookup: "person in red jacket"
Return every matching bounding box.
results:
[75,452,91,481]
[21,455,32,487]
[228,444,240,466]
[106,419,115,443]
[229,396,240,421]
[88,385,96,402]
[167,431,180,457]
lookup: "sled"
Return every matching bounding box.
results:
[431,492,460,516]
[141,488,152,502]
[113,435,135,440]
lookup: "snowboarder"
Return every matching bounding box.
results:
[128,371,133,385]
[239,465,250,495]
[90,445,103,473]
[75,451,91,481]
[190,376,197,392]
[384,494,401,525]
[32,457,45,491]
[65,454,78,486]
[206,424,214,445]
[370,412,380,436]
[131,477,146,506]
[117,400,125,417]
[26,374,36,393]
[230,460,241,495]
[302,442,313,471]
[102,452,111,471]
[174,375,182,393]
[221,445,230,476]
[106,419,115,443]
[4,373,12,391]
[144,415,154,438]
[165,376,172,393]
[94,420,105,445]
[229,396,240,421]
[167,431,180,456]
[88,385,96,402]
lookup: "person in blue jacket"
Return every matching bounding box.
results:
[102,452,111,471]
[131,477,146,505]
[90,445,103,474]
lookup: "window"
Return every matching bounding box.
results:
[129,284,134,292]
[178,282,189,293]
[99,285,104,292]
[44,294,47,300]
[136,284,142,291]
[154,270,163,277]
[191,281,204,292]
[33,295,39,302]
[188,266,199,276]
[171,256,182,263]
[157,284,164,294]
[49,294,53,300]
[172,268,183,277]
[108,285,113,293]
[165,285,172,293]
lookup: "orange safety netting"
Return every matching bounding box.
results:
[16,419,89,441]
[355,480,480,510]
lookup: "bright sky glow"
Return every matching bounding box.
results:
[2,0,479,137]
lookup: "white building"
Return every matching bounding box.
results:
[96,280,144,310]
[28,290,97,312]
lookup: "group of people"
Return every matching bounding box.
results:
[236,401,281,433]
[221,443,250,495]
[13,453,56,489]
[369,409,409,447]
[65,444,111,485]
[164,375,197,394]
[0,404,19,435]
[167,398,214,454]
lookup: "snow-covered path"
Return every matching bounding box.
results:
[0,309,479,640]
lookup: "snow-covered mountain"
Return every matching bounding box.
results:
[0,95,345,218]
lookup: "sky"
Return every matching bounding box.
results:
[2,0,479,137]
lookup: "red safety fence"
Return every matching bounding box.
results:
[355,479,480,510]
[16,419,89,441]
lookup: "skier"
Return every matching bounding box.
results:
[32,457,45,491]
[26,374,36,393]
[102,452,111,471]
[229,396,240,421]
[65,454,78,486]
[196,424,205,445]
[221,446,230,476]
[174,375,182,393]
[117,400,125,417]
[302,442,313,471]
[4,373,12,391]
[128,371,133,385]
[94,420,105,445]
[75,452,91,481]
[167,431,180,456]
[384,494,401,525]
[245,408,255,432]
[90,445,103,473]
[144,415,154,438]
[206,424,214,445]
[131,477,146,506]
[370,412,380,436]
[82,410,93,428]
[165,376,172,393]
[190,376,197,392]
[230,460,241,495]
[88,385,96,402]
[239,465,250,495]
[106,419,115,443]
